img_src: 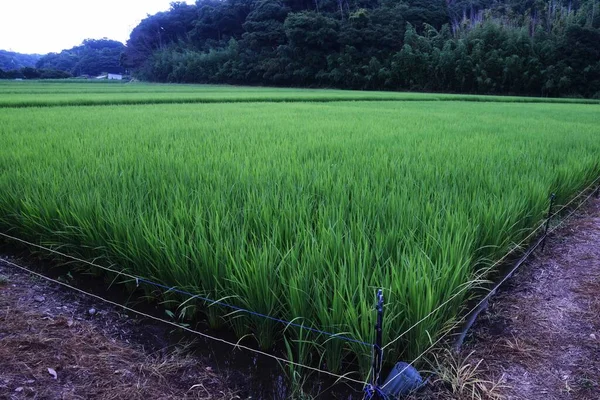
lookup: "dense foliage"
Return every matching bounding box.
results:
[36,39,126,76]
[123,0,600,97]
[0,50,40,71]
[0,51,64,80]
[0,67,72,80]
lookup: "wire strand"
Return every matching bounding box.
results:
[0,231,371,347]
[549,175,600,221]
[383,234,542,389]
[381,183,598,390]
[1,175,598,391]
[382,175,600,351]
[549,187,598,234]
[382,218,546,351]
[0,257,368,386]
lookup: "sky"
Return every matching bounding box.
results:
[0,0,195,54]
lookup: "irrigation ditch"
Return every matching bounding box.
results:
[1,176,599,400]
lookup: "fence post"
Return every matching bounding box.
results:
[371,289,384,399]
[541,193,555,252]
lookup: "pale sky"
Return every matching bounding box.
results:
[0,0,195,54]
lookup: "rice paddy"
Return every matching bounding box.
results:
[0,81,599,378]
[1,80,599,108]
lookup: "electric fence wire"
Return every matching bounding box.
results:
[0,231,371,347]
[380,177,600,392]
[382,174,600,352]
[0,257,369,387]
[1,174,598,397]
[548,182,599,235]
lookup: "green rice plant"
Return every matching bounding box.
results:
[0,80,599,108]
[283,325,319,400]
[0,94,598,381]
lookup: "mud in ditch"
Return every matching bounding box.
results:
[0,245,362,400]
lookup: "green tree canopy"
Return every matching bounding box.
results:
[122,0,600,98]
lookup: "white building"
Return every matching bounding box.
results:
[108,74,123,80]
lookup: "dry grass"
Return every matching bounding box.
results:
[404,349,508,400]
[497,336,542,362]
[574,279,600,327]
[426,349,508,400]
[0,270,239,400]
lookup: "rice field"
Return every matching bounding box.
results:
[1,80,599,108]
[0,81,599,378]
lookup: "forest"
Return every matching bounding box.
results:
[35,39,126,77]
[0,50,40,71]
[0,39,125,79]
[121,0,600,97]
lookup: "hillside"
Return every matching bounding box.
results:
[36,39,125,76]
[0,50,41,71]
[122,0,600,98]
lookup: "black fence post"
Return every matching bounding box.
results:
[371,289,384,399]
[541,193,555,252]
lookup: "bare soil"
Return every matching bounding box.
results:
[460,196,600,399]
[0,259,240,400]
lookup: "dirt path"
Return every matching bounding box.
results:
[0,259,239,400]
[465,196,600,399]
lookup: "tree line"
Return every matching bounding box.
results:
[0,67,71,80]
[122,0,600,98]
[0,50,40,71]
[0,39,126,80]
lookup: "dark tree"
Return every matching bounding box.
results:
[122,0,600,98]
[36,39,125,76]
